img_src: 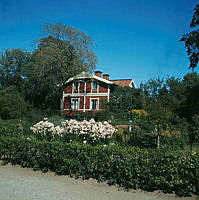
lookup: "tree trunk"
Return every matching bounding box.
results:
[157,124,160,149]
[157,134,160,149]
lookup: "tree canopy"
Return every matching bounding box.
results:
[0,23,97,113]
[42,23,97,71]
[180,4,199,69]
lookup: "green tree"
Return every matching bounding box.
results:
[181,72,199,119]
[189,115,199,152]
[180,4,199,69]
[107,86,144,119]
[147,102,173,148]
[0,86,29,119]
[0,49,31,91]
[27,36,87,111]
[42,23,97,71]
[140,77,187,117]
[28,24,97,113]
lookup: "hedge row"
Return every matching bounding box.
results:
[0,136,198,196]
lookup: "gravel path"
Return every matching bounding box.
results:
[0,163,197,200]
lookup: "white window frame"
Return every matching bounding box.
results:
[90,98,99,110]
[92,81,98,91]
[71,98,80,110]
[73,82,79,93]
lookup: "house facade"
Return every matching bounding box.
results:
[63,71,135,116]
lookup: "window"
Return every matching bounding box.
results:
[92,81,98,90]
[73,82,79,92]
[91,98,99,110]
[71,98,79,110]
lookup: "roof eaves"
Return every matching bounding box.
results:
[65,73,113,85]
[93,75,113,84]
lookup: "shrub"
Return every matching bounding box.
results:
[0,136,198,196]
[30,118,117,144]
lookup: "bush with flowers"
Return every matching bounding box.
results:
[30,118,64,140]
[30,118,116,144]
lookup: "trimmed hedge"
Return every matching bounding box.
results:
[0,136,198,196]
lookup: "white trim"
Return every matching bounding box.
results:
[107,85,110,102]
[92,74,113,84]
[71,98,80,110]
[129,79,136,88]
[83,82,87,112]
[90,97,99,110]
[63,93,109,97]
[65,71,113,85]
[72,82,80,93]
[64,108,103,111]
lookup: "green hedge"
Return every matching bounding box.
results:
[0,136,198,196]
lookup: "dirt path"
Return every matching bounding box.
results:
[0,163,197,200]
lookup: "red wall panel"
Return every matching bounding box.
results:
[64,84,72,94]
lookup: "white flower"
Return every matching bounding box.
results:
[30,118,116,142]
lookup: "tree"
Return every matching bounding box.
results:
[0,49,31,91]
[147,102,173,148]
[180,4,199,70]
[28,24,97,112]
[181,72,199,119]
[0,86,29,119]
[27,36,87,110]
[140,77,187,117]
[107,86,144,119]
[0,24,97,114]
[42,23,97,71]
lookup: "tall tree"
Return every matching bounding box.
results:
[28,36,85,110]
[0,49,31,91]
[42,23,97,71]
[180,4,199,69]
[181,72,199,119]
[28,24,97,112]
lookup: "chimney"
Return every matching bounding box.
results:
[103,74,110,80]
[95,71,102,78]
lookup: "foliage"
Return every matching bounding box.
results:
[42,23,97,71]
[0,86,29,120]
[28,36,88,110]
[0,119,34,137]
[0,49,31,91]
[181,72,199,118]
[107,86,144,120]
[0,136,198,196]
[140,74,199,148]
[180,4,199,69]
[0,23,97,113]
[188,115,199,151]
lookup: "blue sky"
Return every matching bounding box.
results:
[0,0,198,86]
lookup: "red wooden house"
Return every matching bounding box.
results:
[63,71,135,116]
